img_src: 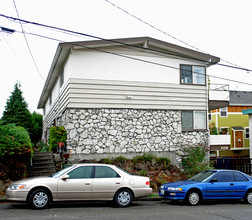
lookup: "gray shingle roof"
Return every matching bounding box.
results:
[229,91,252,106]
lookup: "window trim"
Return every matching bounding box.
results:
[180,64,206,85]
[182,110,207,131]
[220,107,228,117]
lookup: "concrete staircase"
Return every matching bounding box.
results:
[32,151,56,177]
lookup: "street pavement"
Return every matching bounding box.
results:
[1,200,252,220]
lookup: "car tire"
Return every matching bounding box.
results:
[28,189,51,209]
[186,190,201,206]
[244,191,252,204]
[114,189,133,207]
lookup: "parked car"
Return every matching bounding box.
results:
[159,169,252,205]
[6,164,152,209]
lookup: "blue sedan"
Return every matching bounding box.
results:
[159,169,252,205]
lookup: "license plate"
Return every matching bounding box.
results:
[161,190,165,195]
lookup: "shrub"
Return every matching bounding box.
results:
[115,156,127,163]
[181,145,213,178]
[33,141,49,152]
[0,123,32,180]
[156,157,171,169]
[133,153,155,163]
[48,126,67,152]
[100,158,113,164]
[139,169,148,176]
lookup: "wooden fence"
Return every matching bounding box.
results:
[214,158,252,175]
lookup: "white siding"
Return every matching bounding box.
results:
[63,78,207,111]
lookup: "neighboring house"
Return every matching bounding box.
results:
[242,108,252,159]
[37,37,220,165]
[209,91,252,159]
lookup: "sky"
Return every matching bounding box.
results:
[0,0,252,116]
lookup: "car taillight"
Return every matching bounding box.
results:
[146,181,150,185]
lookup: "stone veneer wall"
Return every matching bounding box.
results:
[60,108,208,165]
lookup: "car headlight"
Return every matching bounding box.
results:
[161,185,164,189]
[167,187,182,191]
[9,184,26,190]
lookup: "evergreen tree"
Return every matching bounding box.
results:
[1,82,32,132]
[30,111,43,144]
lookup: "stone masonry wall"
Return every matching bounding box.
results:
[60,108,208,165]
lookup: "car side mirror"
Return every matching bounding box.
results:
[61,175,69,180]
[210,178,218,183]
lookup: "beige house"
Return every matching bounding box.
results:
[38,37,220,165]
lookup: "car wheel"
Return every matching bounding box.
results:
[114,189,133,207]
[245,191,252,204]
[187,190,201,206]
[29,189,51,209]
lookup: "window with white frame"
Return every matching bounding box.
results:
[220,107,227,117]
[245,127,249,139]
[181,65,206,85]
[182,110,206,130]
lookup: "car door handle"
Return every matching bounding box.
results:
[85,183,91,185]
[116,182,121,184]
[230,183,234,186]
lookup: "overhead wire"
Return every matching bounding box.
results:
[19,30,252,88]
[12,0,44,81]
[104,0,250,72]
[1,13,252,73]
[1,14,252,88]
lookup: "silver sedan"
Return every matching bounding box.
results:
[6,164,152,209]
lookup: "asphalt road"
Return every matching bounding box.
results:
[1,200,252,220]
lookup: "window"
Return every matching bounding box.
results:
[214,171,234,182]
[234,172,248,182]
[245,128,249,139]
[60,69,64,88]
[182,111,206,130]
[68,166,93,179]
[95,166,120,178]
[181,65,205,85]
[220,107,227,117]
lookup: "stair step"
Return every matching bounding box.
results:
[31,151,56,177]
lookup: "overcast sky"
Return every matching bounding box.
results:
[0,0,251,116]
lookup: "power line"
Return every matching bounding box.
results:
[1,13,252,73]
[21,30,252,88]
[104,0,250,72]
[1,14,252,88]
[12,0,44,81]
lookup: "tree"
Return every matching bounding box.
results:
[30,111,43,144]
[1,82,32,132]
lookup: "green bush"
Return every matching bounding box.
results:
[181,145,213,178]
[115,156,127,163]
[0,123,32,180]
[133,153,155,163]
[48,126,67,152]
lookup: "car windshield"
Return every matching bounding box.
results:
[189,170,217,182]
[51,166,75,178]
